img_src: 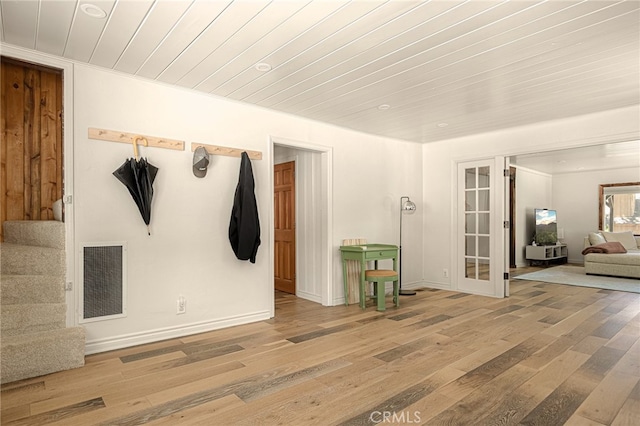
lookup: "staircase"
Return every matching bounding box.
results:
[1,220,85,384]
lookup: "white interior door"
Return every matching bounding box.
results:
[456,158,506,297]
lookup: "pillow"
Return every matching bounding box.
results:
[588,232,606,246]
[601,231,638,250]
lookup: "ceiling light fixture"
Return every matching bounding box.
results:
[377,104,390,111]
[80,3,107,18]
[437,122,449,128]
[255,63,272,72]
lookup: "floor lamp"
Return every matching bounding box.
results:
[399,196,417,296]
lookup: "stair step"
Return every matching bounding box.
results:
[0,219,84,386]
[1,275,65,305]
[1,304,66,337]
[0,243,65,276]
[3,220,65,249]
[1,327,85,384]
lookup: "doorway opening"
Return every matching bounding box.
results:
[508,139,639,272]
[1,57,64,238]
[271,138,332,310]
[2,47,76,327]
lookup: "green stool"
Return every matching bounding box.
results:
[364,269,399,311]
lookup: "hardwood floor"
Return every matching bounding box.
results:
[2,274,639,425]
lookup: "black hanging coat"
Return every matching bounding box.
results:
[229,152,260,263]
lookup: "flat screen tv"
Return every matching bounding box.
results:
[535,209,558,245]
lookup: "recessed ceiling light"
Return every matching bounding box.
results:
[255,63,272,72]
[437,122,449,128]
[377,104,390,110]
[80,3,107,18]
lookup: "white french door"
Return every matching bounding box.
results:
[456,158,507,297]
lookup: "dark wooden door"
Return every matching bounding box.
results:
[1,57,63,241]
[274,161,295,294]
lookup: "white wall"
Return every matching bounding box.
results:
[69,63,423,353]
[422,106,640,289]
[553,167,640,263]
[512,166,553,267]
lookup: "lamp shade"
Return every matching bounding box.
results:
[401,199,417,213]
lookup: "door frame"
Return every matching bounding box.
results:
[509,166,517,269]
[2,44,76,326]
[268,136,333,312]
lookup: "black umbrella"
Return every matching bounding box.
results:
[113,157,158,235]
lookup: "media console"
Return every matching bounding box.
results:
[525,244,568,266]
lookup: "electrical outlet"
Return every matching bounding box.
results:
[443,269,449,278]
[177,296,186,314]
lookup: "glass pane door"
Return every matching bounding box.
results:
[464,166,490,281]
[457,159,505,297]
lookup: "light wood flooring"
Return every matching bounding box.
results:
[2,270,639,425]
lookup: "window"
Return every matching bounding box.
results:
[599,182,640,235]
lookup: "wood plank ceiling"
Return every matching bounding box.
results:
[0,0,638,144]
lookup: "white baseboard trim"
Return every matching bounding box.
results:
[418,283,451,291]
[84,310,272,355]
[296,290,322,304]
[410,280,451,291]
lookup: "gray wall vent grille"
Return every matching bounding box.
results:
[81,243,126,322]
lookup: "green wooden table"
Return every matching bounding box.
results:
[339,244,398,308]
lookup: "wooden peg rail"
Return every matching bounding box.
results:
[88,128,185,151]
[87,128,262,160]
[192,142,262,160]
